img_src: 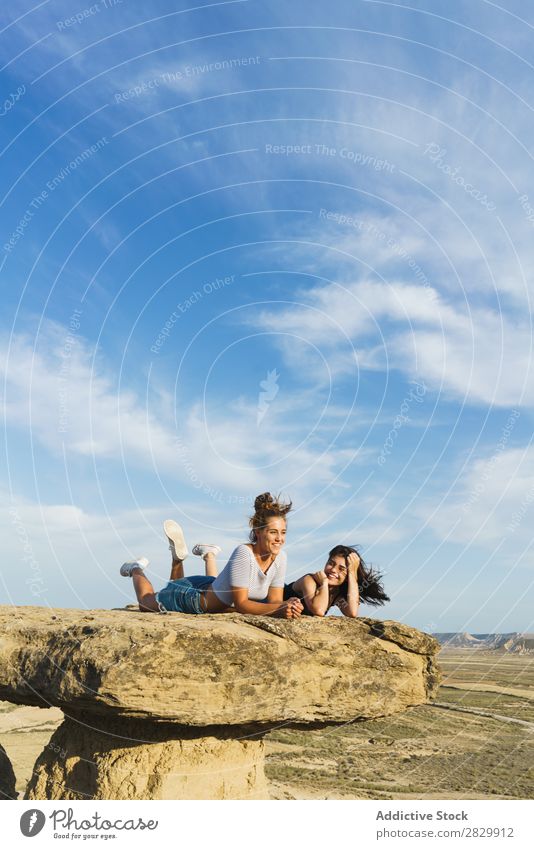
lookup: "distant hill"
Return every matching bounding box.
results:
[432,632,534,654]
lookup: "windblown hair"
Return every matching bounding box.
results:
[249,492,292,542]
[328,544,389,607]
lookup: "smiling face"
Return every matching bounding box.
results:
[324,553,348,586]
[254,516,287,557]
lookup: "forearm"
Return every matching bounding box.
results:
[343,572,360,617]
[308,581,330,616]
[234,598,283,616]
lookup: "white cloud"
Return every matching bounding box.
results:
[176,398,363,502]
[249,277,533,408]
[1,321,363,508]
[420,445,534,548]
[0,322,178,467]
[0,491,235,608]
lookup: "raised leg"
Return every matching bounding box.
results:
[163,520,188,580]
[192,544,220,577]
[170,557,185,580]
[203,552,218,577]
[131,567,159,612]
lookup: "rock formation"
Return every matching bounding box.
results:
[0,606,440,800]
[434,631,534,654]
[0,743,16,799]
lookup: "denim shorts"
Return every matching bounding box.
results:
[155,575,216,614]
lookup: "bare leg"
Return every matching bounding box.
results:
[203,552,218,577]
[170,557,185,580]
[131,567,159,612]
[163,520,188,580]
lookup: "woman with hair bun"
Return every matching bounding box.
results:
[120,492,304,619]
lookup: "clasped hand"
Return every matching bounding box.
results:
[275,597,304,618]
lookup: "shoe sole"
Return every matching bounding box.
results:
[163,520,188,560]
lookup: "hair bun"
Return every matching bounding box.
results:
[249,492,293,541]
[254,492,274,511]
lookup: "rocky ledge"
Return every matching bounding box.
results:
[0,607,440,800]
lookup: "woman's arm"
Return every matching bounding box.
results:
[231,587,303,618]
[296,573,330,616]
[266,586,284,604]
[338,553,360,618]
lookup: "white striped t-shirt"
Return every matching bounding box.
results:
[211,544,287,605]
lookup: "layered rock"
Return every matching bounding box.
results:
[0,606,440,799]
[27,717,267,801]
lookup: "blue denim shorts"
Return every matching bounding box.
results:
[155,575,215,614]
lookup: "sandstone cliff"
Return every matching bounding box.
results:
[0,607,440,800]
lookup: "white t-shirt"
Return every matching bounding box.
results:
[211,544,287,606]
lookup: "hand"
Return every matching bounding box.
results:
[347,552,360,577]
[312,570,328,585]
[274,597,303,619]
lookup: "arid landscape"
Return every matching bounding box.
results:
[267,648,534,799]
[2,645,533,800]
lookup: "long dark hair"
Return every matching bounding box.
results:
[328,544,389,607]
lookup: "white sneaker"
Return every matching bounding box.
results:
[192,543,221,558]
[163,520,189,561]
[120,556,149,577]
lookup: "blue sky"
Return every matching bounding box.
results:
[1,0,533,631]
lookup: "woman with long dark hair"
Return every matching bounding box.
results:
[282,544,389,617]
